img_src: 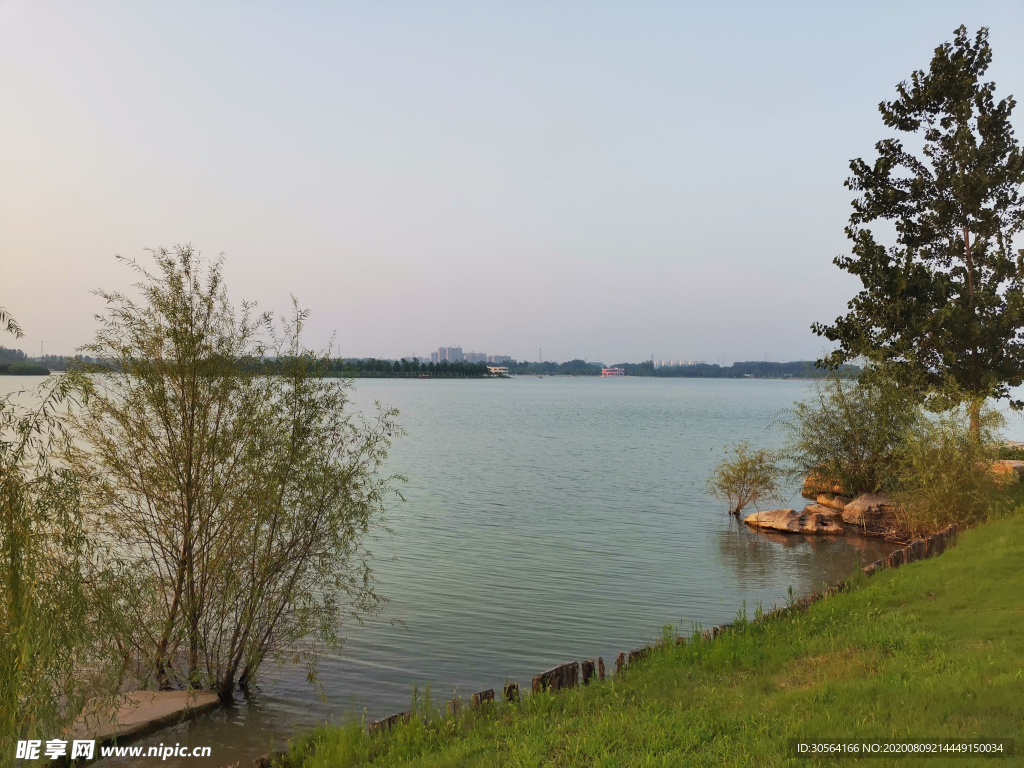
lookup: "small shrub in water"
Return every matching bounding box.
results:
[706,441,784,515]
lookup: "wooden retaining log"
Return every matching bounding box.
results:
[615,652,625,675]
[581,659,596,684]
[824,580,846,597]
[446,697,462,717]
[368,711,411,735]
[471,689,494,709]
[532,661,579,693]
[628,647,651,664]
[598,657,606,681]
[886,548,905,569]
[503,682,519,702]
[909,539,926,562]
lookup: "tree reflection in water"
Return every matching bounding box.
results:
[716,516,901,604]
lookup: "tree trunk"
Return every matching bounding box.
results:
[969,398,981,438]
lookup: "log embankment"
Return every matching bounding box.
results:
[344,524,958,753]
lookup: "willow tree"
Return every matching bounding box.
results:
[72,246,400,699]
[814,26,1024,433]
[1,340,126,765]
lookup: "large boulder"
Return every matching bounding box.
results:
[816,493,852,511]
[744,508,844,535]
[841,493,896,526]
[803,503,843,522]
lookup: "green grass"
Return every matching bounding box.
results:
[286,512,1024,767]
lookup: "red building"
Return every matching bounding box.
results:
[601,367,625,377]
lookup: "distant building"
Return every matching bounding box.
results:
[437,346,463,362]
[430,351,439,363]
[465,351,487,363]
[487,366,508,375]
[601,367,625,377]
[488,355,512,363]
[655,359,704,368]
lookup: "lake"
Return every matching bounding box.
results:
[3,375,971,765]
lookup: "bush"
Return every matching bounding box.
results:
[784,374,922,496]
[891,404,1003,537]
[706,441,784,515]
[784,373,1010,535]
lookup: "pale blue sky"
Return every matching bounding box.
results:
[2,1,1023,363]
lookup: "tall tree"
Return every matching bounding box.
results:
[72,247,400,699]
[813,26,1024,432]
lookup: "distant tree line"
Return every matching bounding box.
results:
[0,350,100,374]
[0,347,50,375]
[497,359,858,378]
[325,358,494,377]
[502,359,604,376]
[646,360,859,378]
[0,347,27,364]
[0,351,859,379]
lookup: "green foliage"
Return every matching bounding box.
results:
[891,404,1003,537]
[705,441,784,514]
[0,348,27,365]
[784,374,922,496]
[326,358,493,378]
[285,512,1024,767]
[785,374,1010,533]
[996,444,1024,460]
[71,246,401,700]
[0,375,127,767]
[814,26,1024,413]
[0,362,50,376]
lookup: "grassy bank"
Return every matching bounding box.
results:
[285,512,1024,767]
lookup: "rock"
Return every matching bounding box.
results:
[816,493,852,510]
[744,508,844,535]
[71,690,220,742]
[803,503,843,521]
[992,460,1024,483]
[802,472,844,499]
[841,493,896,527]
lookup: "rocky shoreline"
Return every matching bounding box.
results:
[743,460,1024,539]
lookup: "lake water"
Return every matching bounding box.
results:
[4,375,981,766]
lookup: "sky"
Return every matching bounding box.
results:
[2,1,1023,364]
